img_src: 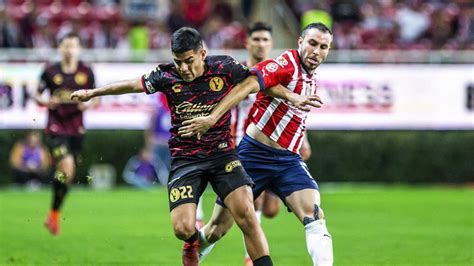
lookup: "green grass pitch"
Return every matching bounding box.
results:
[0,185,473,265]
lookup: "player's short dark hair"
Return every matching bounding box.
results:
[171,27,203,53]
[248,22,272,36]
[58,32,81,45]
[301,22,332,38]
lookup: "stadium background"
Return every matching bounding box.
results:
[0,0,473,265]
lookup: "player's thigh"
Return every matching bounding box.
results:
[208,152,254,203]
[168,157,207,213]
[285,188,322,223]
[223,185,255,220]
[46,135,70,162]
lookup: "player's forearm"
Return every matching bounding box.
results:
[33,93,48,106]
[264,84,296,102]
[89,79,143,97]
[209,76,259,122]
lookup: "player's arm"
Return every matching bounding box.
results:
[264,86,323,112]
[179,76,321,138]
[33,73,60,109]
[71,78,143,102]
[300,131,312,161]
[178,75,261,138]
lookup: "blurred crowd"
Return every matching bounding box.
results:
[0,0,248,49]
[1,0,473,50]
[288,0,474,50]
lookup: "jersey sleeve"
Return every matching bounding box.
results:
[141,66,167,94]
[228,57,250,84]
[251,57,293,91]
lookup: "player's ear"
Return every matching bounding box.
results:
[298,36,303,49]
[200,48,207,60]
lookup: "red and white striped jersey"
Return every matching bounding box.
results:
[231,93,257,145]
[248,49,317,154]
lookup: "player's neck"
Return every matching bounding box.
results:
[61,60,79,74]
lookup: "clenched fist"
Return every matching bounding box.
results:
[71,90,93,102]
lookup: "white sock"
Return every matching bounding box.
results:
[305,220,333,266]
[198,226,215,262]
[196,197,204,221]
[243,210,262,259]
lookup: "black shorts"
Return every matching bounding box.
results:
[167,151,254,211]
[47,135,84,162]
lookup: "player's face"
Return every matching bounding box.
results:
[173,49,207,82]
[59,37,81,62]
[246,30,273,62]
[298,28,332,74]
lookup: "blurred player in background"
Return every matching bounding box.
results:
[34,32,97,235]
[70,27,317,266]
[9,130,51,188]
[233,21,314,266]
[180,22,332,266]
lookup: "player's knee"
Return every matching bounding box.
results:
[302,204,326,226]
[262,204,280,218]
[233,204,257,230]
[173,220,196,240]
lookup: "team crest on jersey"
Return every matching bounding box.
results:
[53,74,63,85]
[209,77,224,92]
[265,62,279,72]
[172,83,182,93]
[74,72,88,85]
[276,56,288,66]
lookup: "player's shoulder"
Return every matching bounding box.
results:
[77,61,93,71]
[206,55,243,72]
[42,62,60,73]
[273,49,299,68]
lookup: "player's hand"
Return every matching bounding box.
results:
[178,116,217,139]
[289,93,323,112]
[71,89,93,102]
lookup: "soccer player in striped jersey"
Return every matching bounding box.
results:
[234,22,312,266]
[180,22,333,266]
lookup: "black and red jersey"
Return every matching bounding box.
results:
[141,55,250,157]
[39,61,95,136]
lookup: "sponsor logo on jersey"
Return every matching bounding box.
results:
[209,77,224,92]
[53,74,63,85]
[75,72,88,86]
[172,83,182,93]
[265,62,279,72]
[225,160,242,172]
[218,142,228,149]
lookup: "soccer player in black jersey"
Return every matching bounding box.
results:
[71,27,314,266]
[34,33,96,236]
